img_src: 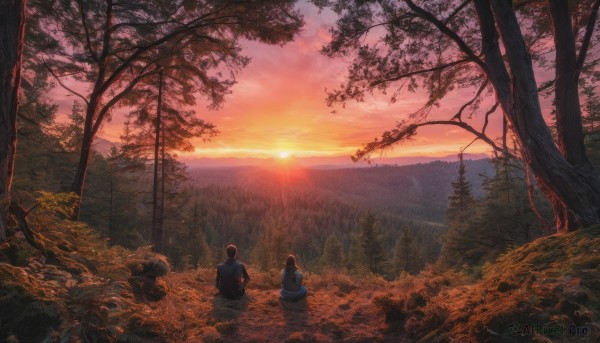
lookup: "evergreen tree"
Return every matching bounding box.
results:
[252,217,290,271]
[440,155,549,268]
[394,229,421,276]
[439,154,477,267]
[446,153,475,223]
[13,64,61,194]
[122,66,217,253]
[357,211,386,275]
[195,233,213,268]
[321,234,344,269]
[347,233,367,274]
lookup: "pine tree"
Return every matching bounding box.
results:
[357,211,386,275]
[440,154,549,269]
[252,217,290,270]
[394,229,421,276]
[322,234,344,269]
[348,233,368,274]
[121,66,217,253]
[439,154,477,267]
[446,153,475,223]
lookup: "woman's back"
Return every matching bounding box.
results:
[280,255,307,302]
[282,269,303,292]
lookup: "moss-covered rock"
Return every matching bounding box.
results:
[127,256,170,278]
[0,264,63,342]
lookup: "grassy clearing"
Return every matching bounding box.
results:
[2,220,599,342]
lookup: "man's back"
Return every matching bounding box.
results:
[216,258,249,298]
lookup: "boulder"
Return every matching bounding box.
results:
[0,264,63,342]
[127,256,170,301]
[127,257,170,278]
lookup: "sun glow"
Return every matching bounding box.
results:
[278,151,290,159]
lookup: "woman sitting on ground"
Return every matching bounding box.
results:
[280,255,307,302]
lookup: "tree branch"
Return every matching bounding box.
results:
[443,0,471,24]
[404,0,486,68]
[77,0,98,62]
[574,0,600,77]
[370,58,470,87]
[353,119,506,162]
[481,101,499,134]
[99,0,114,63]
[453,78,489,121]
[42,58,90,105]
[92,68,160,136]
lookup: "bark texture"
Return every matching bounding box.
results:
[0,0,26,242]
[485,0,600,231]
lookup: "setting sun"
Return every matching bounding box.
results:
[278,151,290,159]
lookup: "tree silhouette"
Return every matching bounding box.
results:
[30,0,304,218]
[121,65,217,252]
[0,0,26,243]
[315,0,600,232]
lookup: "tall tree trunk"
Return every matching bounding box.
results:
[151,71,164,253]
[70,2,113,220]
[0,0,26,243]
[486,0,600,232]
[109,176,113,243]
[160,125,166,253]
[547,0,588,166]
[70,107,96,220]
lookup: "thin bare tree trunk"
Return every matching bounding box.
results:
[160,125,166,253]
[0,0,26,243]
[70,106,96,220]
[109,176,113,243]
[152,71,164,253]
[69,1,113,220]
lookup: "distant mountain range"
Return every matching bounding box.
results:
[181,153,489,169]
[92,137,488,168]
[92,137,122,155]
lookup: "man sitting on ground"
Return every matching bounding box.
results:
[216,244,250,299]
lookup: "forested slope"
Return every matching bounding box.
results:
[189,160,494,223]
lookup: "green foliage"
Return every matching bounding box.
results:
[35,192,78,218]
[439,155,549,269]
[321,234,344,269]
[394,229,422,276]
[355,211,387,275]
[446,153,475,224]
[251,217,292,271]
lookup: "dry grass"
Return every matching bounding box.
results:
[5,208,600,342]
[137,267,412,343]
[371,226,600,342]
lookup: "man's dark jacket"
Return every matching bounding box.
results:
[216,258,250,298]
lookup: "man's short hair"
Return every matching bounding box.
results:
[226,245,237,258]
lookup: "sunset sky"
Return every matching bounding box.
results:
[50,2,554,161]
